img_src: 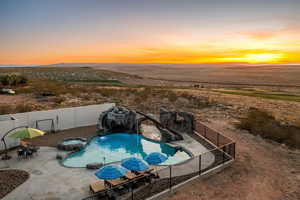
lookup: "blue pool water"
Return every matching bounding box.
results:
[62,133,191,167]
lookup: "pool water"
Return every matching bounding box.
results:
[62,133,191,167]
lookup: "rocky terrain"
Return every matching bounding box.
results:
[0,170,30,199]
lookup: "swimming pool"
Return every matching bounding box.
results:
[62,133,192,167]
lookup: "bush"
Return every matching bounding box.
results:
[53,96,66,104]
[237,108,300,149]
[0,104,14,115]
[15,104,35,113]
[0,74,28,86]
[0,104,38,114]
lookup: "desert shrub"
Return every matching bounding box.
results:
[98,88,118,97]
[177,92,210,109]
[0,104,38,114]
[15,104,36,113]
[165,91,178,103]
[53,96,66,104]
[16,80,71,96]
[0,74,28,86]
[0,104,15,115]
[237,108,300,149]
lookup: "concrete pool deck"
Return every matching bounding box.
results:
[2,147,96,200]
[1,133,215,200]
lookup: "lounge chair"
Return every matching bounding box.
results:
[90,180,106,193]
[142,168,154,174]
[125,171,143,180]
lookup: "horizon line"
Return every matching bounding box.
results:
[1,62,300,67]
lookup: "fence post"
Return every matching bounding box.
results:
[131,182,134,200]
[233,143,236,159]
[169,165,172,190]
[217,133,220,147]
[222,146,225,164]
[198,154,202,175]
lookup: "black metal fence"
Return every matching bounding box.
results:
[82,122,235,200]
[195,122,234,148]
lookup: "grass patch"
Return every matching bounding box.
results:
[65,79,122,84]
[215,90,300,102]
[237,108,300,149]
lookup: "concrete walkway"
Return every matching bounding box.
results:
[2,147,97,200]
[158,133,215,178]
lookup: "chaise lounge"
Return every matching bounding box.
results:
[90,180,106,193]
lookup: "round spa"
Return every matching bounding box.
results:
[57,138,87,151]
[61,133,192,167]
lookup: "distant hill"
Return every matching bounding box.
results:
[2,62,300,86]
[40,62,300,86]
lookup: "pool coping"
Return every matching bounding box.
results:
[58,132,195,168]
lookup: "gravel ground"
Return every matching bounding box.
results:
[0,169,29,199]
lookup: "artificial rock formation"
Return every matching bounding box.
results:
[159,108,195,135]
[97,106,139,134]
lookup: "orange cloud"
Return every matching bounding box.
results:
[241,31,277,40]
[1,26,300,65]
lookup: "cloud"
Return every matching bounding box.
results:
[240,31,277,40]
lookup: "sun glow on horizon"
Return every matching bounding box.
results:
[216,53,285,64]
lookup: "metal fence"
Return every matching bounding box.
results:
[82,121,236,200]
[195,122,234,148]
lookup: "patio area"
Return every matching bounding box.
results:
[0,124,216,200]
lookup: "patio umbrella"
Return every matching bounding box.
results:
[144,152,168,165]
[121,157,149,171]
[95,164,128,180]
[9,128,45,139]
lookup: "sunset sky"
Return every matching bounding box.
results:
[0,0,299,65]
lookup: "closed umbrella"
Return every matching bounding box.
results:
[95,164,128,180]
[121,157,149,171]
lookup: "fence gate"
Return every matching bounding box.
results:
[35,118,56,133]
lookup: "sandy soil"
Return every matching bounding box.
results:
[0,94,37,105]
[165,119,300,200]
